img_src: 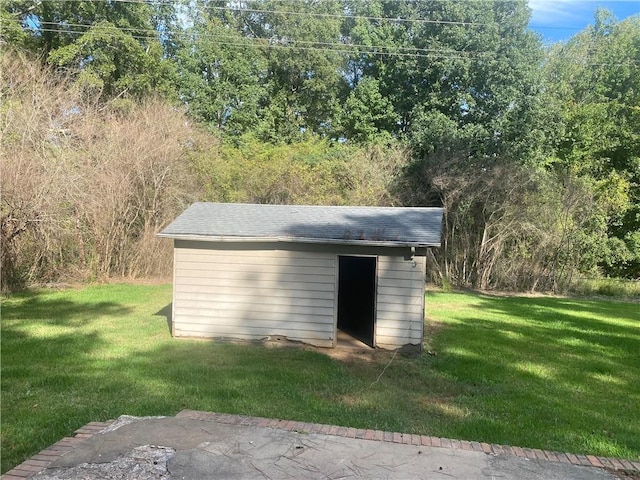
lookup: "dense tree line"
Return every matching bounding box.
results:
[1,1,638,291]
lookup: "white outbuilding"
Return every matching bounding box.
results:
[159,202,443,352]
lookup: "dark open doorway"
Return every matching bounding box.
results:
[337,255,376,348]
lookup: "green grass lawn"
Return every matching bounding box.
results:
[2,285,639,473]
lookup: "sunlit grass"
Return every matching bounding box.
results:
[426,291,639,460]
[1,285,639,473]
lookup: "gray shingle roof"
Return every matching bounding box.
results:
[158,202,443,247]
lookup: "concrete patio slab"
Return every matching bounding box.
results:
[7,413,625,480]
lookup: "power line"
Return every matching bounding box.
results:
[22,0,639,33]
[109,0,639,31]
[38,21,495,58]
[50,0,487,27]
[32,26,497,60]
[31,24,639,66]
[112,0,491,27]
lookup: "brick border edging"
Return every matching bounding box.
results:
[3,411,639,479]
[2,422,114,480]
[176,410,640,474]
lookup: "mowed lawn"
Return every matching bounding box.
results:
[1,285,639,472]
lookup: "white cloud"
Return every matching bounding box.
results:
[528,0,639,42]
[528,0,593,24]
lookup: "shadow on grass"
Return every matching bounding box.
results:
[1,327,459,473]
[1,296,131,326]
[427,292,640,458]
[1,296,120,473]
[1,293,131,377]
[3,288,639,474]
[508,290,637,335]
[154,303,172,333]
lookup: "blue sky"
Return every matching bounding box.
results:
[528,0,639,42]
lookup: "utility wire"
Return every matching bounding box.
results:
[32,26,498,60]
[22,0,640,33]
[32,22,640,66]
[109,0,490,27]
[109,0,639,31]
[37,21,494,57]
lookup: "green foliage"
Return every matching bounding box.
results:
[408,108,487,156]
[48,21,175,100]
[4,0,177,101]
[337,77,398,143]
[0,9,31,49]
[348,0,546,161]
[544,13,640,277]
[175,14,267,134]
[3,1,639,285]
[246,0,348,141]
[190,135,408,206]
[569,277,640,299]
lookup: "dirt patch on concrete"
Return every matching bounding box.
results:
[32,445,175,480]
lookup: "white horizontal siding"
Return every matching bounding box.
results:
[172,242,428,350]
[376,294,422,305]
[375,256,425,349]
[175,323,333,337]
[376,277,421,289]
[376,269,423,280]
[175,284,334,300]
[173,245,336,346]
[177,268,334,285]
[176,314,333,329]
[178,262,335,276]
[175,323,334,347]
[377,302,423,314]
[178,252,332,267]
[175,291,332,308]
[178,304,333,318]
[177,277,335,292]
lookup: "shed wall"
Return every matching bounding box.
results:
[376,256,425,349]
[172,241,425,350]
[173,241,336,346]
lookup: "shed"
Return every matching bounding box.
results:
[158,202,443,351]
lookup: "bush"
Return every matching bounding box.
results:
[570,277,640,299]
[192,136,408,207]
[1,50,204,290]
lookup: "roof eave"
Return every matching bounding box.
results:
[156,233,440,248]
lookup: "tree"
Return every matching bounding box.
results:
[49,21,176,100]
[544,11,640,277]
[244,0,349,142]
[338,76,398,142]
[0,7,33,50]
[401,155,607,291]
[347,0,548,163]
[2,0,177,100]
[175,8,267,135]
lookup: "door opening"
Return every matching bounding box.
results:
[337,256,376,348]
